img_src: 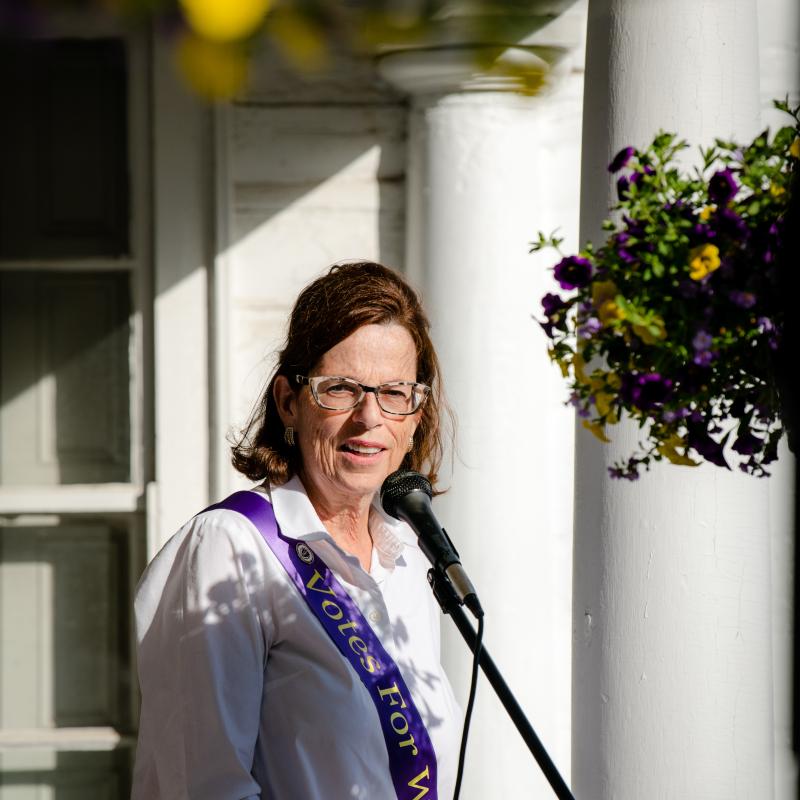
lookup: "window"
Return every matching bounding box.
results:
[0,32,149,800]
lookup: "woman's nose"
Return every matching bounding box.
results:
[351,389,383,426]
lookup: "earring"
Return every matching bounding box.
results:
[284,426,295,447]
[407,435,414,452]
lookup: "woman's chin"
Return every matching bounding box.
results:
[335,452,396,493]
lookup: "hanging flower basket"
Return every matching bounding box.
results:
[534,100,800,480]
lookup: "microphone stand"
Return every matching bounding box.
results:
[427,569,577,800]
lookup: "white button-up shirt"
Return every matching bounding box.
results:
[132,477,461,799]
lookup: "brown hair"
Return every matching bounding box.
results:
[230,261,451,491]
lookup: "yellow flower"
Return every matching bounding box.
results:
[266,10,328,71]
[586,371,620,423]
[582,419,611,443]
[631,316,666,344]
[548,348,570,378]
[769,182,786,197]
[175,33,249,100]
[699,205,715,221]
[572,352,590,385]
[591,281,626,325]
[689,243,721,280]
[593,391,618,422]
[180,0,271,42]
[598,299,626,325]
[657,435,700,467]
[591,280,618,308]
[790,137,800,159]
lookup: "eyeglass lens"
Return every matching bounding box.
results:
[312,377,423,414]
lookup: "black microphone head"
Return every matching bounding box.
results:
[380,469,432,518]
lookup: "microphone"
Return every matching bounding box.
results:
[380,470,484,619]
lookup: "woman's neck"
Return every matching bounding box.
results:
[299,476,374,571]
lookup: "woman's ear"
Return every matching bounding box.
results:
[273,375,299,427]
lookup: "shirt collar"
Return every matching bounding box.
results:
[265,475,416,568]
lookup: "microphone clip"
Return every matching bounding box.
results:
[426,568,463,616]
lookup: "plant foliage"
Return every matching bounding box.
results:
[533,100,800,480]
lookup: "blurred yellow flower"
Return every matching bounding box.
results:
[699,205,715,221]
[598,299,625,325]
[176,33,249,101]
[267,10,327,71]
[180,0,271,42]
[582,419,611,443]
[572,352,590,385]
[657,435,700,467]
[769,182,786,197]
[592,280,626,325]
[548,348,570,378]
[591,279,617,307]
[689,243,721,280]
[790,137,800,159]
[593,391,618,422]
[586,370,620,422]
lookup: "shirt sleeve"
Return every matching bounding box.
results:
[135,511,272,800]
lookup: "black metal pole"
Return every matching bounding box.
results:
[428,570,576,800]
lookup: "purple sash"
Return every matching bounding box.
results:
[209,490,438,800]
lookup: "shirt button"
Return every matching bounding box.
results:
[368,609,382,624]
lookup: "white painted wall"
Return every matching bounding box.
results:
[212,61,408,499]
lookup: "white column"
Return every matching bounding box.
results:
[151,34,212,553]
[573,2,777,799]
[380,30,584,797]
[758,4,800,797]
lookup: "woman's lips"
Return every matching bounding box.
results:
[339,440,387,461]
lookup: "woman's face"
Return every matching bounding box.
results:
[275,323,422,508]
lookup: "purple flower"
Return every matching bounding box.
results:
[691,330,716,365]
[569,393,592,418]
[553,256,594,290]
[623,216,645,236]
[708,168,739,203]
[578,317,602,339]
[692,330,713,352]
[608,146,636,173]
[732,427,763,456]
[616,175,631,199]
[692,349,716,366]
[630,165,655,187]
[714,207,749,240]
[542,292,568,317]
[620,372,673,411]
[662,407,690,423]
[692,222,717,240]
[687,428,730,469]
[608,464,640,481]
[728,290,757,309]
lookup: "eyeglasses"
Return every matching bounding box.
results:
[295,375,430,415]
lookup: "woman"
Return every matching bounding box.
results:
[132,261,461,799]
